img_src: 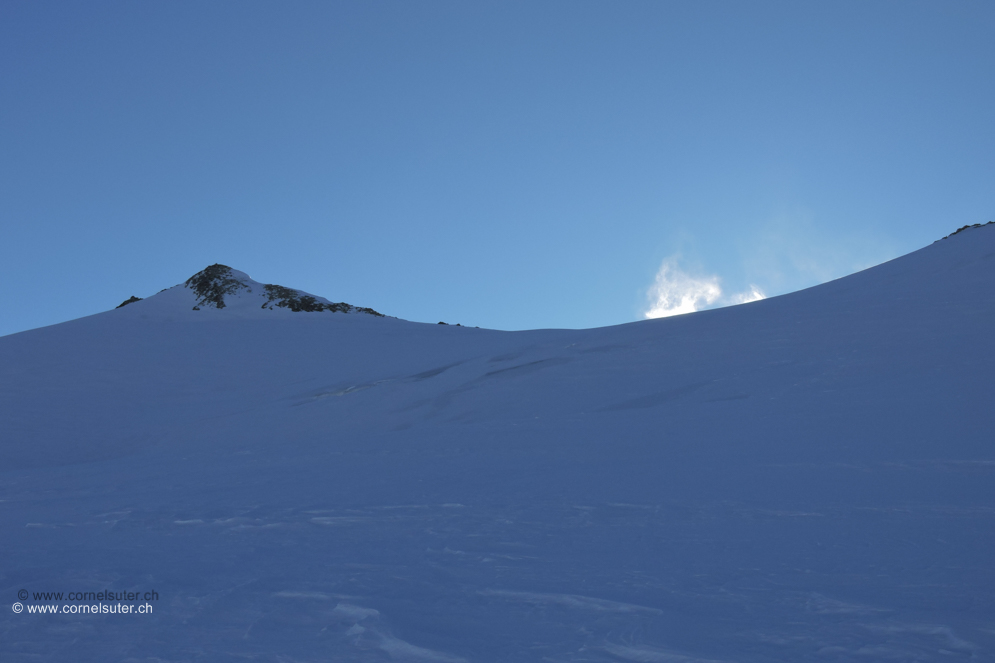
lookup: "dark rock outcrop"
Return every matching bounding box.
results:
[185,264,250,310]
[942,220,994,240]
[261,283,383,316]
[116,296,143,308]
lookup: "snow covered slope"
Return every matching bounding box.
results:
[1,226,994,662]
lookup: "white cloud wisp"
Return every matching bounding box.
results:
[644,258,765,319]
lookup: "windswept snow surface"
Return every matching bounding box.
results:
[2,227,994,662]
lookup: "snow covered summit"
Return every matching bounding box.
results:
[116,263,384,317]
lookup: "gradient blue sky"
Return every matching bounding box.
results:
[2,1,993,335]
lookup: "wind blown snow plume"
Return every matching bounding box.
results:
[728,284,766,305]
[644,259,722,318]
[644,257,765,319]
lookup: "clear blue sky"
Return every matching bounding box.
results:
[2,1,992,335]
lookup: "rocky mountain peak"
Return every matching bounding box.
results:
[178,264,383,316]
[185,264,250,310]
